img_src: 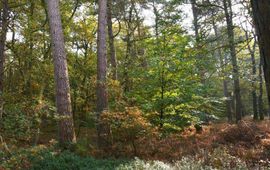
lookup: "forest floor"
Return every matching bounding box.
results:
[1,118,270,169]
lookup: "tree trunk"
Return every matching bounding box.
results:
[123,3,135,93]
[191,0,206,82]
[258,56,264,120]
[251,0,270,115]
[223,0,242,122]
[212,18,232,122]
[107,0,117,80]
[123,32,131,93]
[0,0,8,120]
[24,0,35,97]
[245,30,258,120]
[191,0,199,42]
[96,0,109,148]
[251,43,258,120]
[46,0,76,146]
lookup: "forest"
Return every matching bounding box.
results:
[0,0,270,169]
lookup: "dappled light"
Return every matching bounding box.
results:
[1,0,270,169]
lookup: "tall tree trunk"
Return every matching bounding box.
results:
[251,0,270,114]
[123,29,132,93]
[251,52,258,120]
[107,0,117,80]
[25,0,35,97]
[212,19,232,122]
[0,0,8,120]
[190,0,199,42]
[122,3,135,93]
[153,1,159,38]
[96,0,109,148]
[46,0,76,146]
[223,0,242,122]
[191,0,206,83]
[245,31,258,120]
[153,2,165,127]
[258,56,264,120]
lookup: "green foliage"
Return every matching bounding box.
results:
[1,1,269,169]
[2,104,39,141]
[1,99,56,143]
[2,145,268,170]
[29,150,127,170]
[0,145,128,170]
[101,107,152,154]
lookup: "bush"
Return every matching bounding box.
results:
[0,145,128,170]
[218,121,264,145]
[2,105,37,141]
[29,151,128,170]
[100,107,153,155]
[1,101,56,143]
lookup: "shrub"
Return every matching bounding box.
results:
[1,145,128,170]
[2,101,56,143]
[218,121,264,145]
[29,151,128,170]
[2,105,37,141]
[100,107,153,155]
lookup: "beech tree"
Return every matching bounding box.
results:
[46,0,76,146]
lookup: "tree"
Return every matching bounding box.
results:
[223,0,242,122]
[240,0,262,120]
[258,56,264,120]
[96,0,109,148]
[244,31,258,120]
[212,15,232,122]
[191,0,200,43]
[251,0,270,114]
[107,0,118,80]
[46,0,76,146]
[0,0,8,120]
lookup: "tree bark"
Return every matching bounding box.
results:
[251,0,270,115]
[191,0,200,42]
[223,0,242,122]
[24,0,35,97]
[107,0,117,80]
[122,2,136,93]
[251,52,258,120]
[191,0,207,83]
[212,19,232,122]
[245,31,258,120]
[0,0,8,120]
[258,56,264,120]
[97,0,108,114]
[97,0,109,148]
[46,0,76,146]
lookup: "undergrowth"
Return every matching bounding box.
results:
[1,144,269,170]
[1,120,270,170]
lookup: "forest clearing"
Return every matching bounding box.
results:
[1,0,270,169]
